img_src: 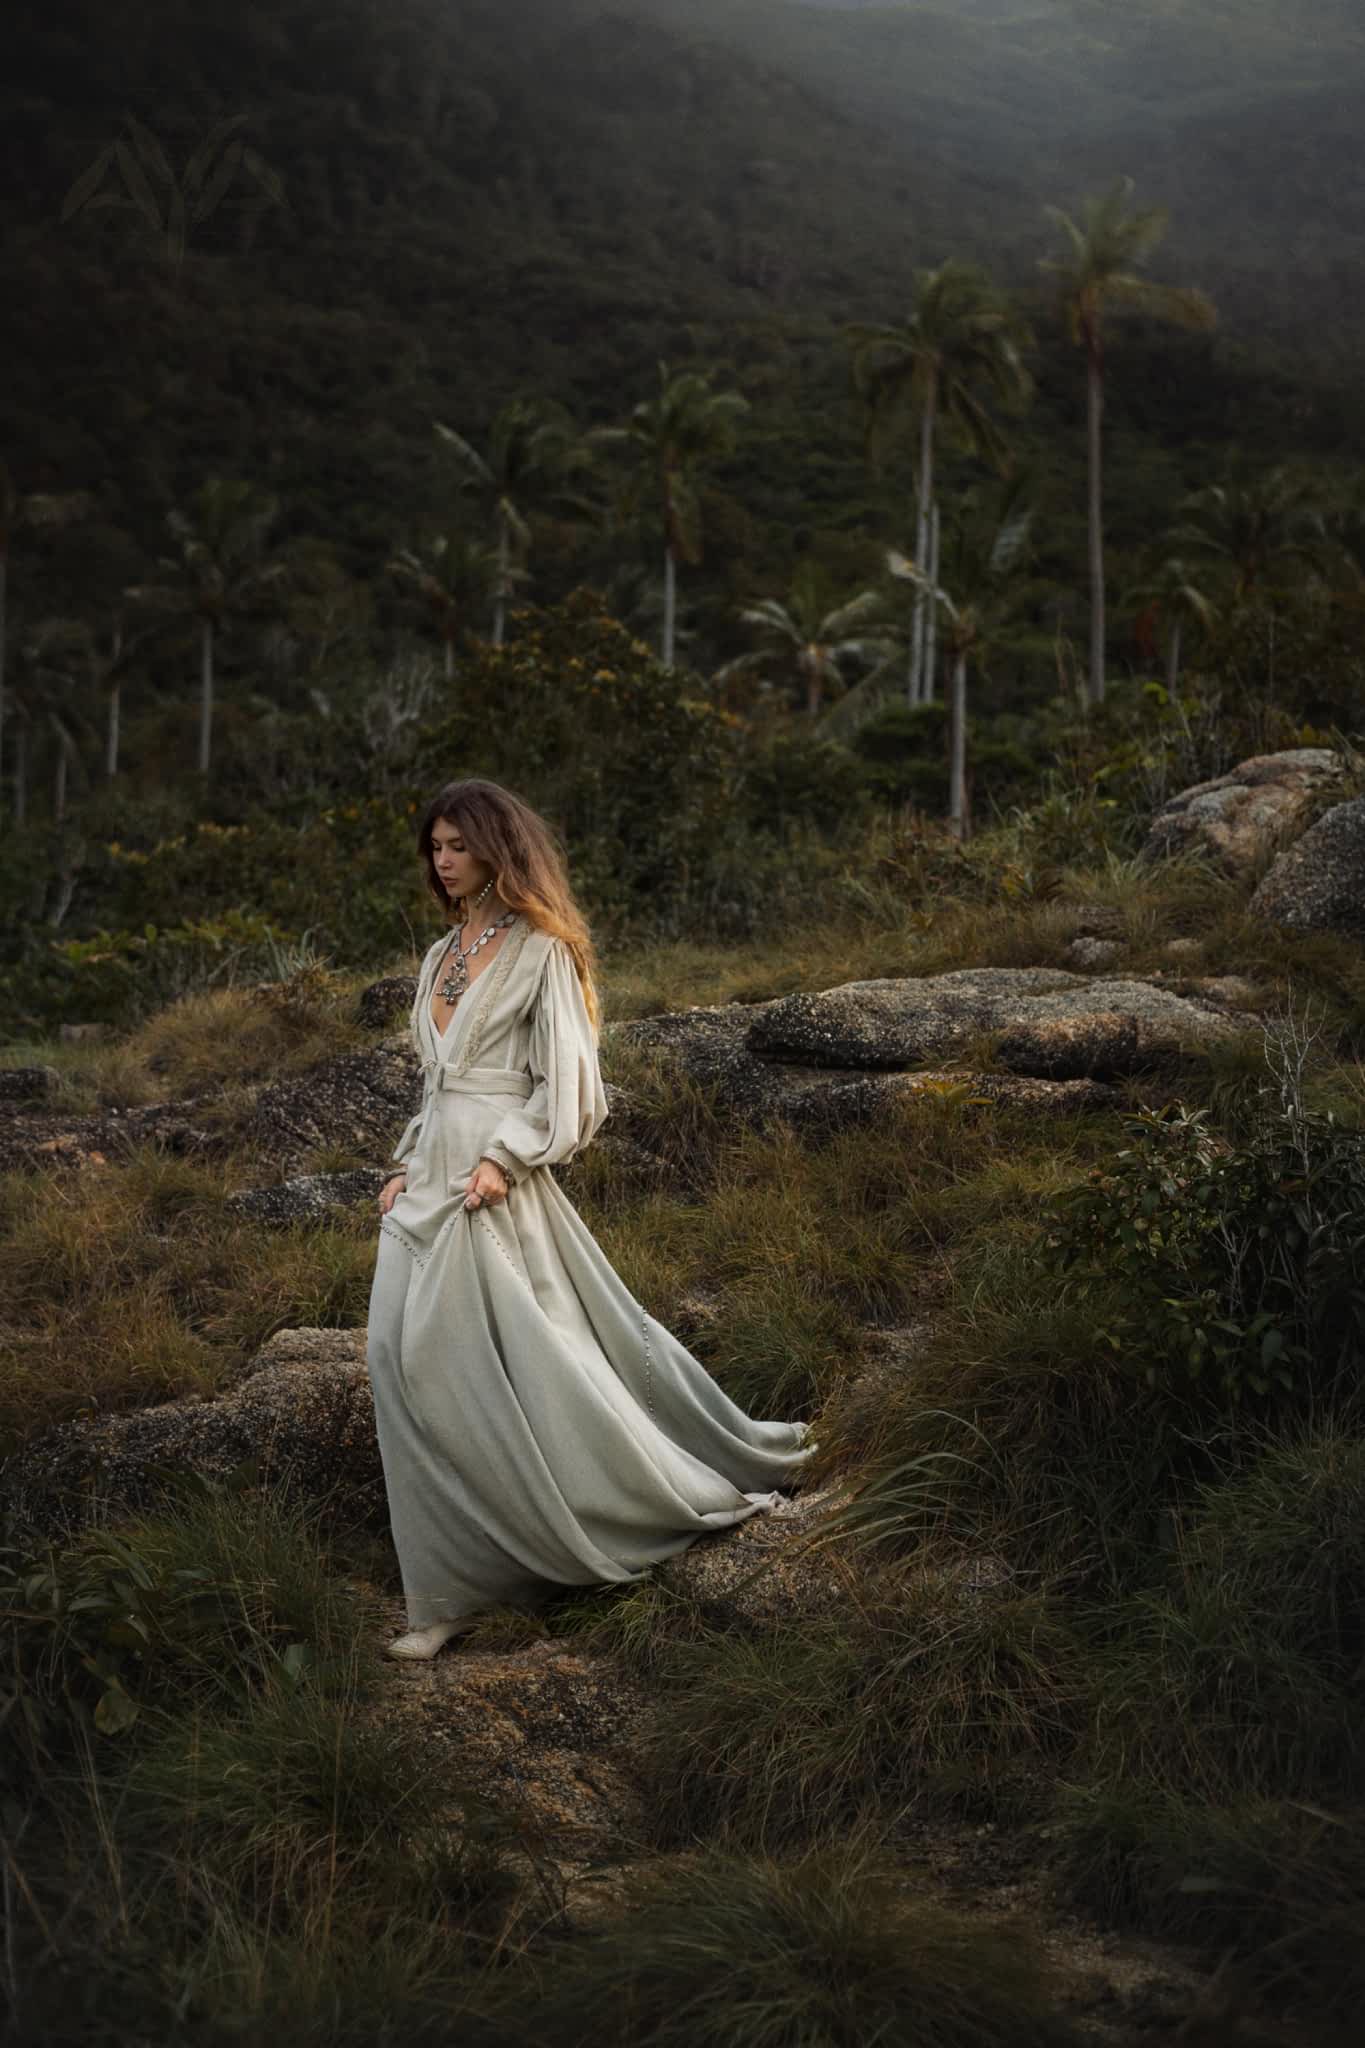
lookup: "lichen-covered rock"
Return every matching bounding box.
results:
[1065,935,1121,970]
[0,1066,59,1107]
[748,968,1082,1069]
[1249,793,1365,942]
[225,1168,387,1226]
[744,969,1241,1079]
[656,1482,851,1627]
[609,998,1119,1133]
[244,1043,423,1174]
[356,975,417,1029]
[0,1099,218,1175]
[1140,748,1345,877]
[1,1327,381,1546]
[351,1629,655,1867]
[993,980,1240,1079]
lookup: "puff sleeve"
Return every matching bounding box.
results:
[479,939,607,1178]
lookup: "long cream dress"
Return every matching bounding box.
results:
[365,912,818,1630]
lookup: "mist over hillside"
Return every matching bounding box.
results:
[2,0,1361,635]
[638,0,1365,348]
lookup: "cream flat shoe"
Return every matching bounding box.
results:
[385,1618,477,1660]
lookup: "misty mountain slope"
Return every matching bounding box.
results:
[3,0,972,564]
[0,0,1360,630]
[638,0,1365,347]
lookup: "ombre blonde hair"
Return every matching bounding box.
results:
[417,778,602,1038]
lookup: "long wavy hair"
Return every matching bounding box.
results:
[416,778,601,1037]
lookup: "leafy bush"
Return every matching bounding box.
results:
[419,586,745,935]
[1042,1097,1365,1422]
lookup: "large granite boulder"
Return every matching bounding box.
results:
[744,968,1242,1079]
[609,994,1122,1136]
[2,1327,382,1546]
[1249,793,1365,943]
[0,1040,425,1180]
[1139,748,1345,878]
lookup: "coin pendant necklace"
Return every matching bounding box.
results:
[438,877,516,1004]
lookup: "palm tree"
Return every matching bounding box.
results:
[713,564,897,717]
[1040,175,1217,708]
[847,260,1033,704]
[9,619,96,823]
[590,361,749,667]
[0,466,98,817]
[433,397,594,648]
[125,477,289,776]
[61,112,286,275]
[1169,467,1329,603]
[886,475,1037,839]
[386,532,508,681]
[1123,554,1218,693]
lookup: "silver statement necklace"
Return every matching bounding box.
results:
[437,876,515,1003]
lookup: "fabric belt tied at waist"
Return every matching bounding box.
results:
[422,1062,535,1099]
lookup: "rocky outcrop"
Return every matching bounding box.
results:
[356,974,417,1029]
[1249,792,1365,943]
[1,1327,383,1546]
[0,1066,58,1105]
[0,1098,218,1175]
[0,1040,423,1180]
[1140,748,1345,878]
[611,986,1127,1133]
[742,968,1242,1080]
[224,1167,387,1226]
[2,960,1258,1193]
[242,1043,423,1175]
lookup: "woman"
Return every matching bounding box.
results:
[367,777,818,1660]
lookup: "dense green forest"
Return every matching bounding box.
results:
[5,0,1364,591]
[2,0,1364,1021]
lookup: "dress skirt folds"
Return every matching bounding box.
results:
[366,915,819,1630]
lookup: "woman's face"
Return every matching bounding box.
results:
[430,816,493,904]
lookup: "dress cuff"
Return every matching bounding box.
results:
[479,1145,519,1186]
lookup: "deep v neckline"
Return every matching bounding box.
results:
[426,918,519,1048]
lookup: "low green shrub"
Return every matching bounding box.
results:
[1043,1097,1365,1423]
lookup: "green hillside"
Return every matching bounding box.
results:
[0,0,1362,809]
[640,0,1365,354]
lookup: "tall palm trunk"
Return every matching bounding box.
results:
[106,681,120,777]
[0,548,7,812]
[444,634,455,684]
[662,543,677,667]
[1086,346,1106,707]
[948,651,967,841]
[198,615,214,775]
[54,728,69,822]
[909,375,939,705]
[923,500,941,703]
[493,510,509,648]
[1166,618,1182,694]
[949,659,970,843]
[802,647,822,717]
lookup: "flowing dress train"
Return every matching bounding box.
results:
[365,914,818,1629]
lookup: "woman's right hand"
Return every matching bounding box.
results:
[379,1172,407,1215]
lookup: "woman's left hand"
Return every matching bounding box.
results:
[463,1159,509,1209]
